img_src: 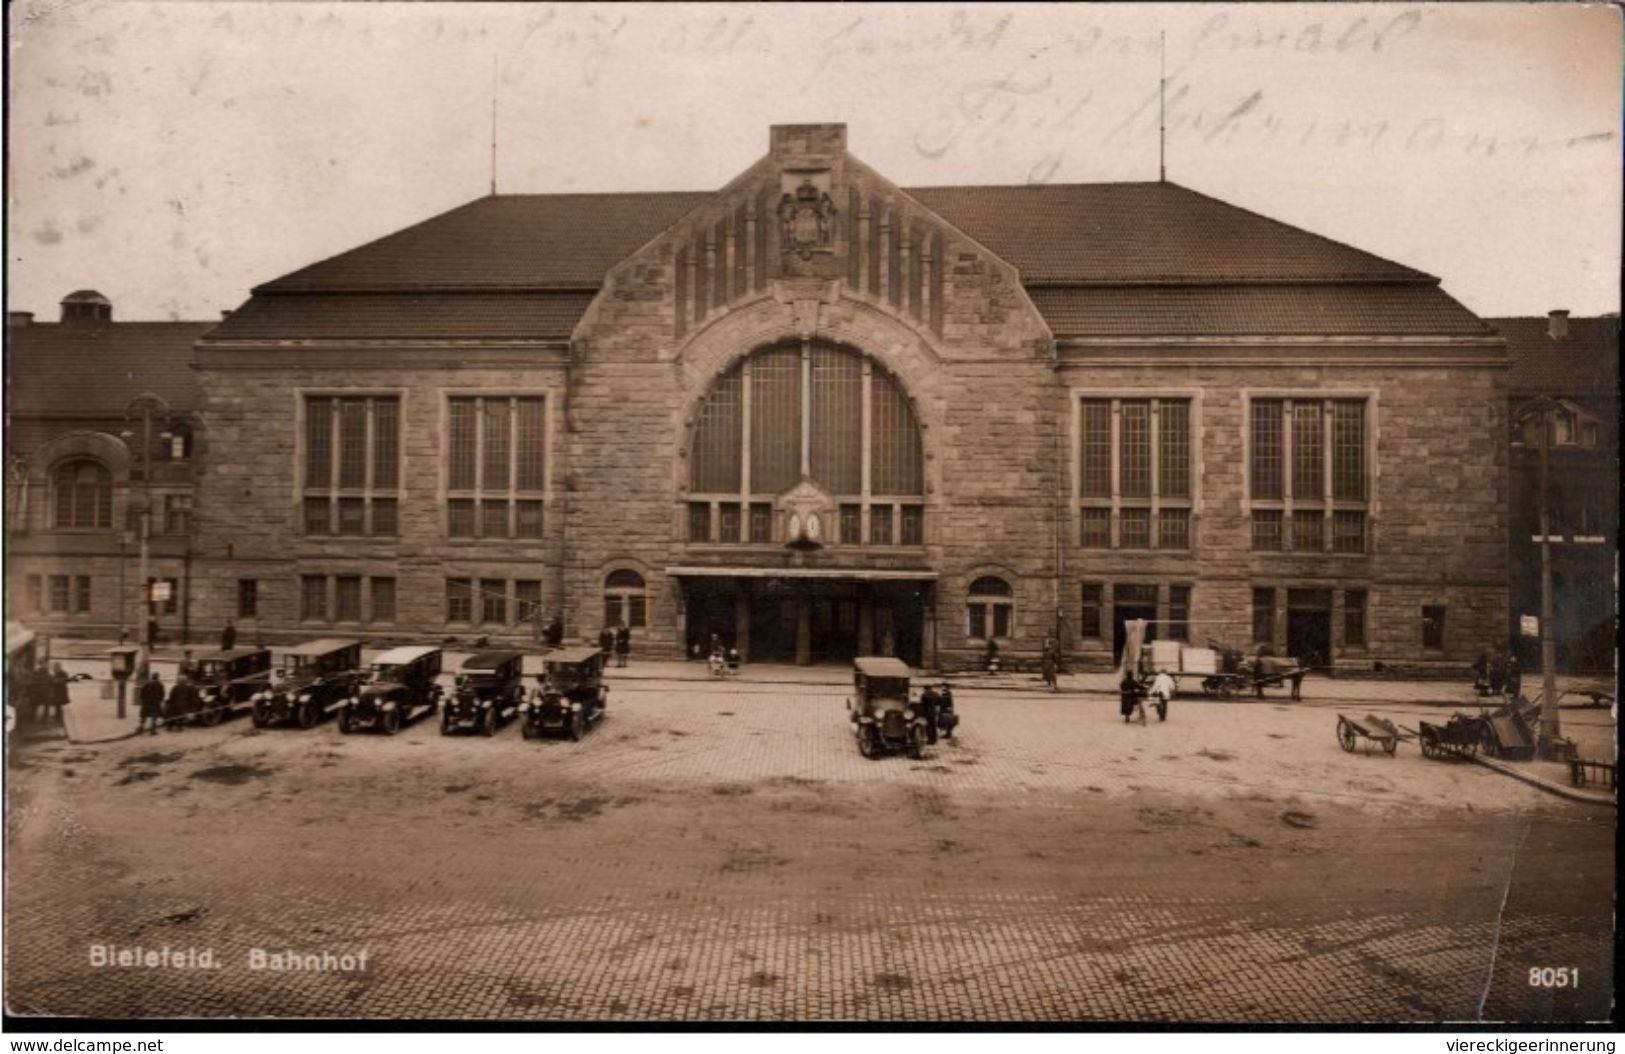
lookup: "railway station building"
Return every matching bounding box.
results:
[184,123,1509,669]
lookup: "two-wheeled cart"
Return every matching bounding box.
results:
[1336,713,1401,755]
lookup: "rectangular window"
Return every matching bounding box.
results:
[751,349,801,493]
[448,499,476,539]
[1119,508,1150,549]
[514,580,542,626]
[749,503,773,544]
[840,504,861,545]
[1080,584,1103,639]
[303,497,330,536]
[1292,403,1324,500]
[1332,510,1366,554]
[1344,589,1367,648]
[237,579,258,620]
[334,576,362,622]
[67,575,88,613]
[1158,402,1191,498]
[1251,400,1283,500]
[337,497,366,536]
[304,395,400,537]
[719,502,742,543]
[870,505,893,546]
[1119,401,1151,498]
[688,502,712,543]
[992,603,1012,639]
[481,580,507,625]
[966,603,987,640]
[371,498,398,537]
[1422,605,1446,650]
[1252,510,1283,551]
[1080,508,1111,548]
[1252,587,1275,645]
[447,395,547,540]
[1332,400,1366,501]
[627,595,648,629]
[48,575,70,613]
[1079,396,1193,551]
[162,494,193,535]
[480,499,509,539]
[370,577,396,623]
[300,575,327,622]
[446,578,473,623]
[1079,400,1112,498]
[1158,509,1190,550]
[1291,513,1324,553]
[516,500,544,539]
[1168,585,1191,643]
[900,505,924,546]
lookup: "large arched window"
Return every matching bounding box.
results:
[688,342,923,546]
[603,570,648,629]
[51,459,112,529]
[966,576,1014,641]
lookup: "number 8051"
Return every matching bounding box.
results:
[1529,967,1578,987]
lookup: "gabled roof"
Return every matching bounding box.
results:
[210,180,1484,342]
[5,320,214,417]
[1488,316,1620,396]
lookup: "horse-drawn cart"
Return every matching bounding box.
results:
[1336,713,1401,755]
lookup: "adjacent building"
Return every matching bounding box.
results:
[180,124,1509,669]
[5,293,213,641]
[1490,311,1619,672]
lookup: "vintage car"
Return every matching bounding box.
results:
[251,639,363,729]
[442,650,526,736]
[340,645,443,735]
[189,647,273,726]
[847,656,929,759]
[520,645,607,741]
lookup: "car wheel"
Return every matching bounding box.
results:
[200,703,222,727]
[297,702,318,730]
[382,708,401,736]
[907,726,925,760]
[858,727,879,759]
[338,711,354,735]
[570,712,583,742]
[251,702,269,729]
[483,708,497,738]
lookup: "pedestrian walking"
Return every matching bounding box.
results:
[598,625,615,662]
[165,675,198,731]
[138,672,165,735]
[220,619,237,652]
[1040,637,1059,692]
[1148,669,1177,721]
[614,622,631,668]
[46,663,71,724]
[146,617,160,651]
[1119,669,1144,723]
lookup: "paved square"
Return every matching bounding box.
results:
[5,674,1614,1022]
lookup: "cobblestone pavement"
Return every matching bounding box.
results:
[5,679,1613,1023]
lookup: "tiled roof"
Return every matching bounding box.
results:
[1489,316,1620,396]
[908,183,1430,285]
[209,180,1476,342]
[1035,284,1490,338]
[215,292,592,341]
[5,321,212,417]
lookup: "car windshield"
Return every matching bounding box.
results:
[546,666,589,690]
[865,677,909,701]
[371,663,409,684]
[281,656,314,675]
[198,660,229,680]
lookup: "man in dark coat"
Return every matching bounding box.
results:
[46,663,71,724]
[545,616,564,649]
[220,619,237,652]
[614,623,631,668]
[598,626,615,661]
[165,676,199,731]
[138,672,165,735]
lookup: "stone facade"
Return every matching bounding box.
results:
[177,123,1510,671]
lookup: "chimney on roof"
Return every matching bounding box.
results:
[1547,309,1571,340]
[220,309,234,320]
[60,289,112,324]
[8,311,33,326]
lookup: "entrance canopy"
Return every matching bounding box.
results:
[666,566,937,582]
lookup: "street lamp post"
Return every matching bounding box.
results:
[124,392,171,672]
[1516,395,1562,756]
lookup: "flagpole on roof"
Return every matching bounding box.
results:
[1158,30,1167,183]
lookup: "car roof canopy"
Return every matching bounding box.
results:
[373,645,440,665]
[461,649,524,670]
[545,646,603,666]
[199,647,270,662]
[854,656,912,679]
[285,638,362,657]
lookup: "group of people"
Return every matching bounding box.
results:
[1471,647,1522,698]
[597,623,632,668]
[1119,667,1177,723]
[9,661,72,728]
[135,668,211,735]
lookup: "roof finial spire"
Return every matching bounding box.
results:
[489,55,499,196]
[1158,30,1167,183]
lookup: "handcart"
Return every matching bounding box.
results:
[1417,715,1482,761]
[1336,713,1401,755]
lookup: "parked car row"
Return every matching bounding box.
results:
[172,640,608,741]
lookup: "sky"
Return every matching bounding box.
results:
[5,1,1621,321]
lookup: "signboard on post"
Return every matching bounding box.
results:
[1519,614,1539,638]
[150,581,172,603]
